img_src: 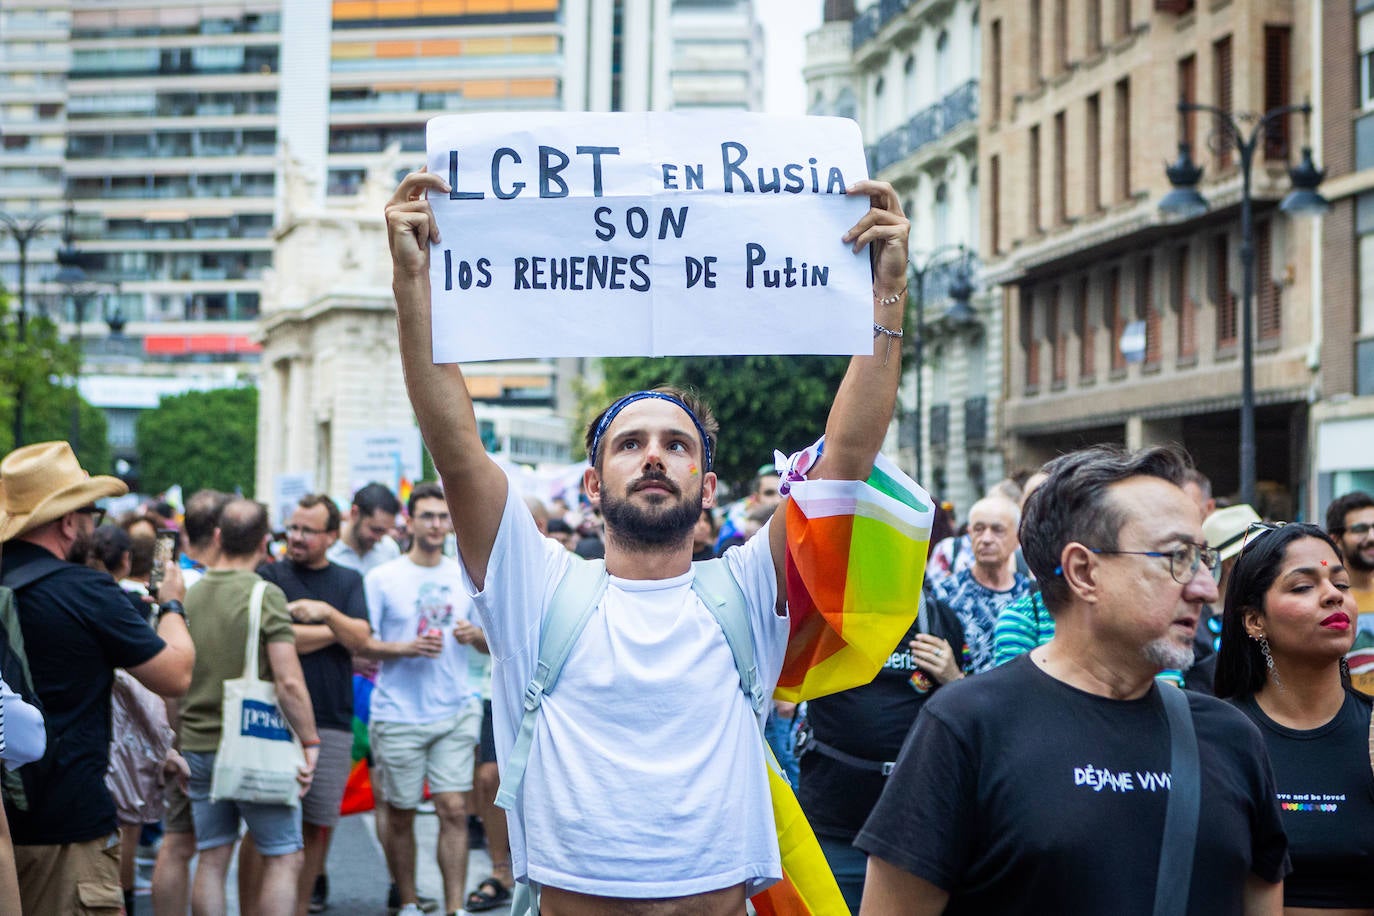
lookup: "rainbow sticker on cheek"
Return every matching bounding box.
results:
[688,464,700,476]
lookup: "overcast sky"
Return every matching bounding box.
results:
[756,0,824,115]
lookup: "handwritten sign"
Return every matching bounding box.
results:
[425,112,873,363]
[347,428,422,496]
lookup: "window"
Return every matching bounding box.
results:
[1050,285,1067,385]
[1360,13,1374,110]
[1077,276,1096,379]
[1114,78,1131,201]
[1214,233,1236,348]
[1213,36,1233,170]
[1256,222,1280,341]
[1087,0,1102,54]
[934,183,950,242]
[1178,55,1197,150]
[1022,289,1041,391]
[1109,267,1125,372]
[1053,110,1067,225]
[1175,244,1197,360]
[935,34,950,97]
[1029,0,1043,85]
[1053,0,1067,74]
[1139,254,1160,367]
[1116,0,1131,39]
[1029,124,1042,233]
[1263,26,1291,160]
[905,55,919,107]
[991,20,1003,121]
[990,154,1001,253]
[1086,93,1101,211]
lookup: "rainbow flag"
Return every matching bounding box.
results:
[750,450,933,915]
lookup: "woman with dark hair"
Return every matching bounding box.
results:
[1215,522,1374,915]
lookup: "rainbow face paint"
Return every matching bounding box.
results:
[689,464,700,476]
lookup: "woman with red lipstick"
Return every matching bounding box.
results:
[1216,522,1374,915]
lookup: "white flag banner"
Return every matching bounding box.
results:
[424,111,873,363]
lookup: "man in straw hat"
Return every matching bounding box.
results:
[0,441,195,915]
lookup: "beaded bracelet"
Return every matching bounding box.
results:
[875,284,908,306]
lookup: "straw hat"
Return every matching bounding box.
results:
[0,441,127,542]
[1202,503,1262,563]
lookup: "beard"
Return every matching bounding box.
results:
[1346,542,1374,574]
[600,471,702,551]
[1142,635,1195,672]
[66,528,94,565]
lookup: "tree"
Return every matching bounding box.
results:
[137,387,258,496]
[595,355,850,491]
[0,295,110,472]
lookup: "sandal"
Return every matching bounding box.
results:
[466,877,512,912]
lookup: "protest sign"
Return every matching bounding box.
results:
[347,428,423,496]
[425,112,873,362]
[273,472,313,528]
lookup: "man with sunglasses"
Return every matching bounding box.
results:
[1324,491,1374,693]
[0,441,195,913]
[858,445,1289,915]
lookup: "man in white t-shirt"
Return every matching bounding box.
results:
[385,169,910,914]
[360,483,487,916]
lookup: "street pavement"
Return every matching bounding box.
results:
[133,809,510,915]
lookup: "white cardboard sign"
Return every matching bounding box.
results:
[347,427,423,496]
[425,112,873,363]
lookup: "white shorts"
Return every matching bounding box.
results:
[370,701,482,807]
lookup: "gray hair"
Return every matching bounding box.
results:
[1021,445,1191,613]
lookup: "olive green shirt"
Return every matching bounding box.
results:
[180,568,295,753]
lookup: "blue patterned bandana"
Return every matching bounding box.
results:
[589,391,714,472]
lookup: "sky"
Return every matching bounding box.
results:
[756,1,824,115]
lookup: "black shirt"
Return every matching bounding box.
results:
[257,560,367,732]
[800,594,965,840]
[856,655,1290,915]
[1,541,165,844]
[1231,688,1374,908]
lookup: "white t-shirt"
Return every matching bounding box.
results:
[365,555,481,725]
[469,484,789,898]
[329,535,401,578]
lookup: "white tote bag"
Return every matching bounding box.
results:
[210,580,304,806]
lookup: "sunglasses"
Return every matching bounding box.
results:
[1241,520,1289,550]
[76,505,107,526]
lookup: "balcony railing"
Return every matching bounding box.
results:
[963,396,987,444]
[867,79,979,173]
[852,0,914,48]
[929,403,951,447]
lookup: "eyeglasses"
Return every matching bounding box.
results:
[414,512,451,525]
[1242,520,1289,550]
[1336,522,1374,538]
[76,505,106,526]
[1087,542,1220,584]
[285,524,327,538]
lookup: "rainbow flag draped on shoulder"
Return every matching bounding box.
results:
[751,440,934,916]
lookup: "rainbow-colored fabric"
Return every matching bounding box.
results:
[752,448,934,915]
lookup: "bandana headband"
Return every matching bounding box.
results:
[589,391,714,472]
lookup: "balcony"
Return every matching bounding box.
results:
[867,79,979,174]
[964,396,987,444]
[929,403,951,447]
[852,0,914,49]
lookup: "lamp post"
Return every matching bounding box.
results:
[54,203,109,457]
[908,245,980,485]
[1159,100,1328,508]
[1,211,54,448]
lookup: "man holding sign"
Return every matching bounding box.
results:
[386,123,909,914]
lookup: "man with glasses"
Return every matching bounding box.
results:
[254,494,371,916]
[0,441,195,913]
[1325,491,1374,693]
[858,445,1289,915]
[357,483,488,916]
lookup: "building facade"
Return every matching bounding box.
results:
[981,0,1315,517]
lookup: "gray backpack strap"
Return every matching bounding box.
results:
[494,557,607,812]
[691,557,766,720]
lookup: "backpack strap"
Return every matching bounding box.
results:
[494,556,608,812]
[691,557,765,720]
[1153,682,1200,916]
[0,554,68,592]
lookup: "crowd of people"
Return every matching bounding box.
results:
[0,169,1372,916]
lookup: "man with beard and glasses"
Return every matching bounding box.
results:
[1325,490,1374,693]
[857,445,1290,916]
[0,441,194,914]
[386,167,909,914]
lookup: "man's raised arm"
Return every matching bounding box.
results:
[386,170,508,588]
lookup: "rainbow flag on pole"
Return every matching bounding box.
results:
[750,448,933,915]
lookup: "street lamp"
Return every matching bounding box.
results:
[0,211,54,448]
[1159,99,1328,508]
[908,245,980,484]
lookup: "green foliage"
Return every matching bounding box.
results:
[595,355,850,491]
[137,387,258,496]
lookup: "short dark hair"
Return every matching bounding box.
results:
[352,482,402,517]
[407,482,445,517]
[184,489,232,549]
[1325,491,1374,535]
[120,516,156,579]
[296,493,341,533]
[583,385,719,472]
[1021,444,1191,613]
[89,525,132,574]
[1214,523,1341,699]
[218,499,270,559]
[547,517,574,536]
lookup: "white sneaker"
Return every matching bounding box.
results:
[396,905,425,916]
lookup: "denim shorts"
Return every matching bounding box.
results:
[185,750,303,856]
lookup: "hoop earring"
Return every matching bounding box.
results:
[1256,635,1284,691]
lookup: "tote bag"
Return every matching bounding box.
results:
[210,580,304,806]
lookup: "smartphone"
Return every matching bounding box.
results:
[150,528,180,597]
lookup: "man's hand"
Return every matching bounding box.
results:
[163,749,190,792]
[409,631,443,659]
[843,179,910,295]
[909,634,963,686]
[386,169,450,281]
[452,620,482,646]
[288,599,333,624]
[298,745,319,797]
[158,562,186,603]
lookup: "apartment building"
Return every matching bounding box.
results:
[981,0,1314,516]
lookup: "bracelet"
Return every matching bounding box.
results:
[875,284,907,306]
[301,738,322,748]
[873,322,904,368]
[158,600,186,619]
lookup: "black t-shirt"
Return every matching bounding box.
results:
[856,655,1290,915]
[1231,688,1374,908]
[257,560,367,732]
[800,594,965,840]
[1,541,165,844]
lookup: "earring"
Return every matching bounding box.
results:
[1256,635,1284,691]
